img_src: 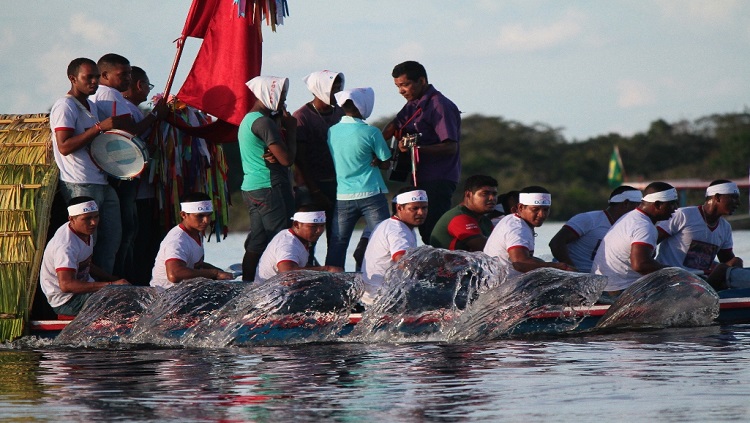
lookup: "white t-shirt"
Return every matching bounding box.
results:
[91,85,132,123]
[361,217,418,303]
[255,229,310,283]
[150,224,205,289]
[592,209,657,291]
[656,206,733,273]
[40,223,95,307]
[483,214,535,277]
[49,96,108,184]
[563,210,614,273]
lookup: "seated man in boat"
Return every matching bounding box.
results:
[429,174,498,252]
[255,206,344,283]
[549,185,642,273]
[592,182,679,296]
[483,186,573,276]
[150,193,234,290]
[40,197,130,316]
[361,189,428,305]
[656,179,749,290]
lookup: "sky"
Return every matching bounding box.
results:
[1,0,749,141]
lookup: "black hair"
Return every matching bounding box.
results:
[643,181,674,196]
[708,179,732,187]
[392,61,428,83]
[181,192,211,203]
[500,190,520,213]
[97,53,130,71]
[67,58,97,77]
[463,175,498,192]
[519,185,549,194]
[609,185,640,200]
[131,66,147,82]
[68,196,96,207]
[341,99,361,117]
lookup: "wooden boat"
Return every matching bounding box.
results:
[27,289,750,339]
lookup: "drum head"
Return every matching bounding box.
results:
[90,130,148,180]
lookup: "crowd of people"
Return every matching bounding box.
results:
[40,56,749,316]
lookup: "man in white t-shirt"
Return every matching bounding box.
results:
[255,207,344,283]
[657,179,748,290]
[361,189,428,305]
[484,186,573,278]
[40,197,130,316]
[549,186,642,273]
[592,182,679,294]
[51,58,130,275]
[150,193,234,290]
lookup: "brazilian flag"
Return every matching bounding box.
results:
[608,146,625,188]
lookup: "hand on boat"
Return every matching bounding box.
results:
[215,271,235,280]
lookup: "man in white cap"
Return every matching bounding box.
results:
[239,75,297,281]
[484,186,572,277]
[40,197,130,316]
[324,87,392,270]
[361,188,428,305]
[656,179,749,289]
[255,206,344,283]
[550,185,642,273]
[592,182,679,295]
[292,70,345,266]
[150,193,234,290]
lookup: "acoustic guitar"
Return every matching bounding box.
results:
[387,133,419,183]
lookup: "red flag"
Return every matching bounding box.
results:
[178,0,262,127]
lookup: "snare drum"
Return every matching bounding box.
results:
[89,129,149,180]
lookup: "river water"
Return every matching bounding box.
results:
[2,224,750,422]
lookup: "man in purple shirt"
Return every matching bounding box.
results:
[383,61,461,244]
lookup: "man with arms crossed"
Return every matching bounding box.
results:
[40,197,130,316]
[592,182,679,296]
[549,185,642,273]
[430,174,498,252]
[361,189,428,305]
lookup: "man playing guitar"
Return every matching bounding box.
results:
[383,61,461,244]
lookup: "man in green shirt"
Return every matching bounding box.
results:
[429,175,498,252]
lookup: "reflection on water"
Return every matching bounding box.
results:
[3,325,750,421]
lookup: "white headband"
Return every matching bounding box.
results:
[68,200,98,216]
[396,190,428,204]
[706,182,739,197]
[181,200,214,214]
[292,211,326,223]
[610,190,643,203]
[519,193,551,206]
[642,188,678,203]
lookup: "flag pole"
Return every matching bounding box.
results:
[162,36,187,98]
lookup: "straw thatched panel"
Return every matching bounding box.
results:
[0,114,57,341]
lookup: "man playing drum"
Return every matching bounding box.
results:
[50,58,130,275]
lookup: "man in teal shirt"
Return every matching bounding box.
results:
[324,87,392,269]
[239,76,297,280]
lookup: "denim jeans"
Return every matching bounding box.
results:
[417,179,457,245]
[58,181,121,275]
[112,179,138,279]
[325,194,390,269]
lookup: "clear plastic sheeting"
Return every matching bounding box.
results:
[126,278,246,346]
[54,286,159,346]
[449,268,608,342]
[596,267,720,330]
[184,271,363,347]
[351,246,507,342]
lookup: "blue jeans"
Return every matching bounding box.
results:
[112,179,138,279]
[58,181,121,275]
[325,194,390,269]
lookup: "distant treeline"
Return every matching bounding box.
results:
[223,111,750,226]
